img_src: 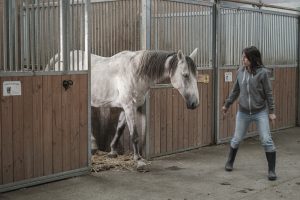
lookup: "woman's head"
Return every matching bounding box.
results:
[242,46,263,73]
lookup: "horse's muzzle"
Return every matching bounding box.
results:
[186,98,199,110]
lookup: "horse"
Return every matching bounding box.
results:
[48,49,200,168]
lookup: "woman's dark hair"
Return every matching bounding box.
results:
[242,46,263,74]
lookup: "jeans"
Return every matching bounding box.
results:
[230,109,276,152]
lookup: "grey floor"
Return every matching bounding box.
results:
[1,127,300,200]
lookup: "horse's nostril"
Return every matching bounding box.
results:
[187,101,198,110]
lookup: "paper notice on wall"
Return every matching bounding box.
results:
[3,81,22,96]
[224,72,232,82]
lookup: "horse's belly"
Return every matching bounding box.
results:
[91,78,120,107]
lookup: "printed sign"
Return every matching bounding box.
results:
[197,74,209,83]
[3,81,22,96]
[224,72,232,82]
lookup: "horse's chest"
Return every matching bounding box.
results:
[132,90,146,106]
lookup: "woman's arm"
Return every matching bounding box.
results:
[224,78,240,111]
[262,70,275,114]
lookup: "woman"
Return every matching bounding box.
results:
[222,46,277,181]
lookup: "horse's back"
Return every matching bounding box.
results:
[46,50,107,71]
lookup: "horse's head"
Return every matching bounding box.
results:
[169,48,199,109]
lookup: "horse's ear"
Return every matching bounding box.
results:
[189,48,198,61]
[177,50,184,60]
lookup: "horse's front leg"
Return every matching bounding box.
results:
[108,111,126,158]
[123,105,141,161]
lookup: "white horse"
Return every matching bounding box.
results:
[48,49,200,168]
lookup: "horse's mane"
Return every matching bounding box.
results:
[137,50,197,81]
[137,51,177,80]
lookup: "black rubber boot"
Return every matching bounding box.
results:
[225,147,238,171]
[266,151,277,181]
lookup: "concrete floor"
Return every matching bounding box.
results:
[1,127,300,200]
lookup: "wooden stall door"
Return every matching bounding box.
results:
[148,69,214,158]
[0,74,88,188]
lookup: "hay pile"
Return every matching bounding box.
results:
[91,151,149,172]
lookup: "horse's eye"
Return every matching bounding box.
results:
[183,73,189,78]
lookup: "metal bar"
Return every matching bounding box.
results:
[25,0,30,71]
[14,0,19,71]
[0,70,88,77]
[70,0,74,71]
[297,16,300,126]
[77,0,79,70]
[3,0,8,71]
[84,0,92,167]
[30,0,35,71]
[220,2,299,18]
[81,1,85,70]
[212,2,218,144]
[36,0,40,71]
[167,0,213,7]
[41,0,46,70]
[221,0,300,13]
[145,91,151,159]
[141,0,151,50]
[9,0,15,71]
[20,0,24,71]
[60,0,70,72]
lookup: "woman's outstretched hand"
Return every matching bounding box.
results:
[269,113,276,126]
[222,106,228,115]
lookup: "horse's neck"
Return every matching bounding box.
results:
[149,56,172,85]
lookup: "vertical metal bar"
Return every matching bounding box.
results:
[200,4,203,67]
[76,0,79,70]
[206,6,209,66]
[192,4,196,64]
[14,0,19,71]
[3,0,8,71]
[9,0,15,71]
[36,0,40,71]
[297,15,300,126]
[50,0,54,70]
[187,3,190,54]
[213,1,220,143]
[134,0,137,50]
[25,0,30,70]
[81,0,85,70]
[70,0,74,71]
[95,2,98,55]
[47,0,52,69]
[41,0,46,70]
[84,0,92,167]
[141,0,151,159]
[93,2,96,55]
[30,0,35,70]
[60,0,70,72]
[145,0,152,158]
[141,0,151,50]
[20,0,24,71]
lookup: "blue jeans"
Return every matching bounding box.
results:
[230,109,276,152]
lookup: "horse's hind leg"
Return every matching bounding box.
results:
[108,111,126,158]
[137,106,146,156]
[123,106,141,161]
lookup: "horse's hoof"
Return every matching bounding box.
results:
[133,155,141,161]
[107,151,118,158]
[91,149,97,155]
[137,160,149,172]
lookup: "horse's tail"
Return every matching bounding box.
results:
[45,53,60,71]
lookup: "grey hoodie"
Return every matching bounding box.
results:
[224,66,275,115]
